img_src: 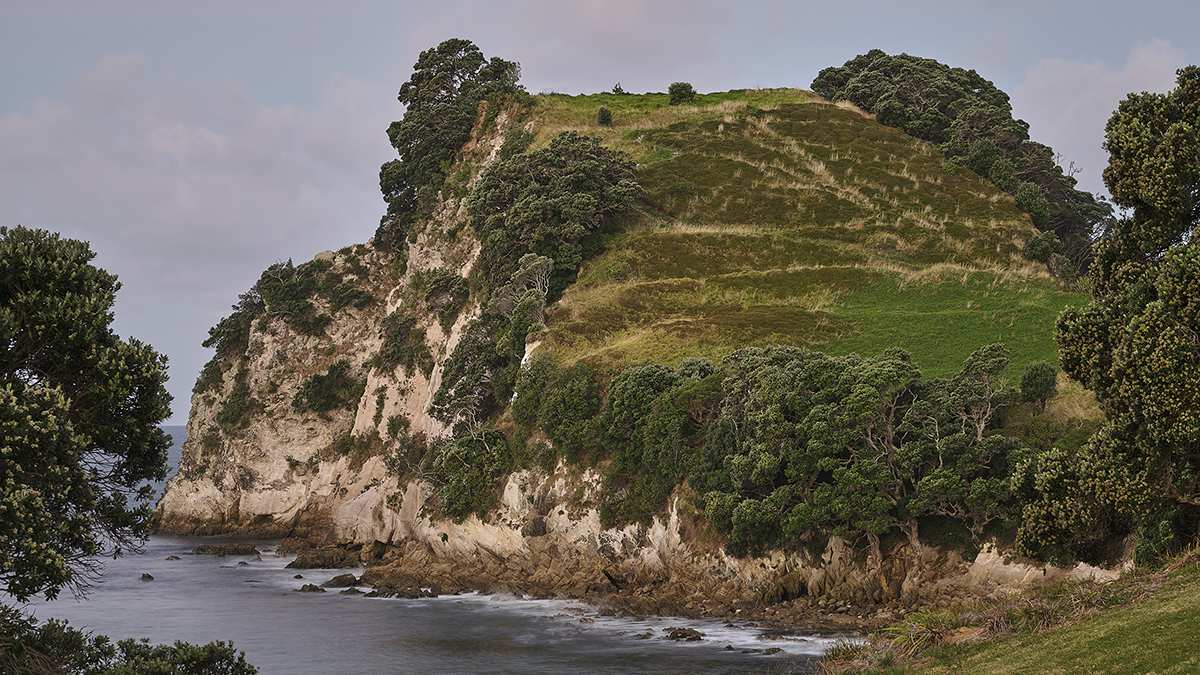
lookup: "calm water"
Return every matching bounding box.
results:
[11,428,846,674]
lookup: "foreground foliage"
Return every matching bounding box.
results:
[818,549,1200,674]
[0,605,257,675]
[1024,65,1200,565]
[0,226,173,602]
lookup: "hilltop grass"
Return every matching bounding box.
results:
[818,550,1200,674]
[532,88,1075,382]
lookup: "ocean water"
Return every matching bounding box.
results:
[11,427,848,674]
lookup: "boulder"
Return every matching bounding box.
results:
[322,573,360,588]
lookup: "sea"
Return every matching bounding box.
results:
[10,426,849,674]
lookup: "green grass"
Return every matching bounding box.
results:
[831,272,1091,378]
[900,567,1200,674]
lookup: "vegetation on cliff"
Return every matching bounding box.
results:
[811,50,1113,278]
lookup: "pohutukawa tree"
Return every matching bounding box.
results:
[1019,65,1200,563]
[1,226,173,601]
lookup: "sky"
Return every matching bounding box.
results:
[1,1,1196,423]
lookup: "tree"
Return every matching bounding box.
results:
[1038,65,1200,562]
[668,82,696,105]
[468,130,641,299]
[1020,361,1058,412]
[1,226,172,602]
[376,38,523,250]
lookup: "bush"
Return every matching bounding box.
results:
[1023,231,1063,263]
[369,311,434,378]
[597,106,613,126]
[668,82,696,106]
[965,138,1000,176]
[1015,181,1051,228]
[424,429,511,522]
[942,161,959,176]
[1020,361,1058,412]
[291,360,366,415]
[989,158,1018,192]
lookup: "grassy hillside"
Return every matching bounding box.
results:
[821,551,1200,674]
[524,89,1086,378]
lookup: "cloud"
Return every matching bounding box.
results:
[0,54,398,420]
[1011,38,1187,198]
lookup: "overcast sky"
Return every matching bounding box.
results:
[2,1,1195,423]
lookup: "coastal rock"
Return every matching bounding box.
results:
[190,544,259,557]
[322,573,360,588]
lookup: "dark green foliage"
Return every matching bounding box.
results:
[291,360,366,415]
[203,256,365,353]
[254,259,336,337]
[1015,182,1051,229]
[1,605,258,675]
[202,288,264,364]
[989,158,1018,192]
[1022,229,1070,264]
[696,344,1018,558]
[597,106,613,126]
[424,428,511,522]
[1020,361,1058,412]
[965,138,1000,176]
[1038,66,1200,562]
[811,50,1111,271]
[668,82,696,106]
[369,311,434,378]
[942,161,959,176]
[216,368,260,433]
[421,268,470,333]
[469,130,641,300]
[376,38,523,251]
[598,359,722,526]
[429,316,511,432]
[513,355,600,462]
[0,227,172,602]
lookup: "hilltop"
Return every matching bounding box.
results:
[525,89,1082,376]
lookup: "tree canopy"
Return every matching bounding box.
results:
[696,344,1019,560]
[376,38,522,250]
[1030,66,1200,563]
[1,226,173,601]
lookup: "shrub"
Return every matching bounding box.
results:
[370,311,434,378]
[1015,181,1051,228]
[424,429,511,522]
[1020,361,1058,412]
[965,138,1000,176]
[291,360,366,415]
[597,106,613,126]
[217,369,261,433]
[942,161,959,175]
[668,81,696,105]
[1023,230,1063,262]
[989,158,1018,192]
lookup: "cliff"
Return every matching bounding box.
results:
[156,90,1113,624]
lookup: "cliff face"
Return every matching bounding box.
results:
[156,106,505,539]
[156,97,1118,622]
